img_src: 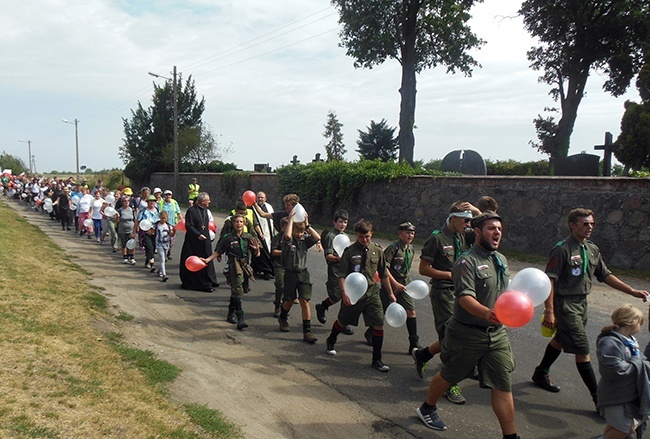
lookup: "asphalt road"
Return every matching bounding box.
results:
[21,204,650,439]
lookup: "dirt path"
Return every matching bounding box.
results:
[12,203,395,439]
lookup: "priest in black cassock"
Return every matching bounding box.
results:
[179,192,218,291]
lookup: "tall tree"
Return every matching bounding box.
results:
[0,153,28,175]
[323,111,346,161]
[120,75,205,181]
[615,58,650,173]
[521,0,650,165]
[331,0,483,165]
[356,119,398,161]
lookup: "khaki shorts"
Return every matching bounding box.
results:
[380,286,415,312]
[440,319,515,392]
[554,295,589,355]
[337,288,384,328]
[430,287,455,339]
[283,270,312,302]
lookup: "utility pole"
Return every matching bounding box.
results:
[18,139,32,174]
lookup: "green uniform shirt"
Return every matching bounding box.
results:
[452,244,510,327]
[271,231,283,268]
[545,234,611,296]
[323,229,346,282]
[282,233,318,272]
[421,225,470,290]
[384,239,413,284]
[338,241,388,297]
[216,232,255,265]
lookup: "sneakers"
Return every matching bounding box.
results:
[162,276,169,282]
[532,368,561,392]
[342,325,354,335]
[416,405,447,431]
[278,318,290,332]
[149,265,156,273]
[315,303,327,324]
[444,385,466,405]
[303,332,318,344]
[128,259,136,265]
[411,347,427,379]
[364,327,373,346]
[325,338,337,355]
[122,258,129,264]
[371,359,390,372]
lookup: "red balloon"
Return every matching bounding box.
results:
[185,255,207,272]
[175,218,186,232]
[373,271,380,283]
[208,221,217,232]
[494,290,534,327]
[242,190,256,207]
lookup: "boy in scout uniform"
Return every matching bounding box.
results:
[315,209,354,335]
[412,201,479,404]
[325,219,397,372]
[271,217,289,318]
[277,211,321,343]
[204,214,260,330]
[532,208,648,406]
[416,212,520,438]
[380,222,421,354]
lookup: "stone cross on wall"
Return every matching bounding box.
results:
[291,155,300,165]
[594,132,618,176]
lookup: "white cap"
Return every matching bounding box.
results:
[153,187,162,194]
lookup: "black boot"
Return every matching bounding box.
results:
[226,307,236,324]
[236,312,248,330]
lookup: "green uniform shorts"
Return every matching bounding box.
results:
[430,287,455,339]
[283,270,312,302]
[380,286,415,312]
[337,289,384,328]
[554,295,590,355]
[440,319,515,392]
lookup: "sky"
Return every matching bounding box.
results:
[1,0,640,174]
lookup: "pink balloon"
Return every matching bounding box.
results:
[242,190,256,207]
[185,256,206,272]
[175,218,186,232]
[494,290,534,328]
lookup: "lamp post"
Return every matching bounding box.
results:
[18,139,32,175]
[62,118,80,182]
[148,65,179,197]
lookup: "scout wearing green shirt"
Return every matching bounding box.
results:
[413,201,478,404]
[416,212,520,439]
[204,214,260,331]
[277,211,321,344]
[271,217,289,318]
[532,208,648,407]
[315,209,354,335]
[379,222,421,354]
[325,219,396,373]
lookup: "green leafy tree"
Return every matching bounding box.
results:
[0,153,28,175]
[356,119,398,161]
[323,111,346,161]
[615,59,650,173]
[521,0,650,166]
[120,75,205,181]
[332,0,483,165]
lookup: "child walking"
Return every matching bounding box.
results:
[277,211,321,343]
[155,211,175,282]
[596,304,650,439]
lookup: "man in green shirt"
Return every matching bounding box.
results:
[532,208,648,407]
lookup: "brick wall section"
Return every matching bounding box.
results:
[149,173,650,270]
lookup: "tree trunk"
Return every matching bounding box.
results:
[397,1,419,166]
[552,69,589,162]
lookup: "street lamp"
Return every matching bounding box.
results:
[62,118,80,182]
[18,139,32,174]
[148,65,179,197]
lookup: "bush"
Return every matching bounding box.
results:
[485,159,549,176]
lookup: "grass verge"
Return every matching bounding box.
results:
[0,200,241,438]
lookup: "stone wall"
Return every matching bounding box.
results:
[149,172,650,271]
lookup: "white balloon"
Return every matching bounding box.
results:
[344,272,368,305]
[332,234,350,257]
[385,302,407,327]
[105,194,115,204]
[292,203,306,222]
[510,267,552,307]
[209,230,215,241]
[44,205,53,213]
[104,207,116,217]
[83,218,93,228]
[139,219,152,231]
[44,198,52,206]
[404,280,430,300]
[126,238,136,250]
[71,195,80,204]
[21,193,28,198]
[69,203,77,211]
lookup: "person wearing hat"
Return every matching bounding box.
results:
[416,211,521,439]
[412,200,480,405]
[158,189,182,259]
[152,187,162,203]
[188,178,200,207]
[378,221,420,354]
[137,194,160,271]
